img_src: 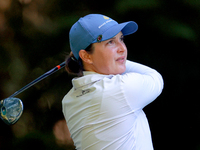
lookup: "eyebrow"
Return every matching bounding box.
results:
[110,37,116,40]
[110,34,124,40]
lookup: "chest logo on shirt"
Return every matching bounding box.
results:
[76,89,91,97]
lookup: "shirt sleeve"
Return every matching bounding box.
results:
[121,60,164,111]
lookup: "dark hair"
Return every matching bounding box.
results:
[65,44,94,76]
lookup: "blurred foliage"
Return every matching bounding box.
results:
[0,0,200,149]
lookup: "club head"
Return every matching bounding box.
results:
[0,97,23,125]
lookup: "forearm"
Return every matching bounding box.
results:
[122,60,164,110]
[124,60,164,93]
[124,60,156,74]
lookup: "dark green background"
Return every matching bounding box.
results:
[0,0,200,149]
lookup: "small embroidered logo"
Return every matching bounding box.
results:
[97,35,102,42]
[76,89,91,97]
[103,16,109,20]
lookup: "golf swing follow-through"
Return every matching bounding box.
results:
[0,61,66,125]
[1,13,164,149]
[62,14,164,149]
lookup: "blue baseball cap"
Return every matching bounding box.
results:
[69,14,138,60]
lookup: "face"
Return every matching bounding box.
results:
[87,32,127,75]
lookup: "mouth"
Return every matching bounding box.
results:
[116,56,126,63]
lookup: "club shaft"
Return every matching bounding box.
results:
[9,61,66,98]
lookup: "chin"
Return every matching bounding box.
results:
[115,67,126,75]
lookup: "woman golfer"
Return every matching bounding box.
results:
[62,14,164,150]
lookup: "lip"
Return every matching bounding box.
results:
[116,56,126,63]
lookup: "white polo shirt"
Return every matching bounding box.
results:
[62,60,164,150]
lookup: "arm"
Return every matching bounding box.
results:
[121,60,164,111]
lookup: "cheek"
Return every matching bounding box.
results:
[93,47,114,64]
[95,55,113,68]
[92,52,115,72]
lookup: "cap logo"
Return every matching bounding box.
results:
[97,35,102,42]
[98,19,113,29]
[103,16,109,20]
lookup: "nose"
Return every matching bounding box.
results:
[117,41,126,53]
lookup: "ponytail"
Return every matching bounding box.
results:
[65,52,83,76]
[65,44,94,76]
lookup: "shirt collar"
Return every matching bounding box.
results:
[83,71,98,76]
[72,71,113,89]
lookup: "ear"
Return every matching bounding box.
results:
[79,50,93,64]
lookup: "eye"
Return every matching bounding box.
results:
[107,40,114,45]
[120,35,124,42]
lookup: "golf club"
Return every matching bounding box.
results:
[0,61,66,125]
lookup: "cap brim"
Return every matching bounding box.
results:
[121,21,138,36]
[92,21,138,43]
